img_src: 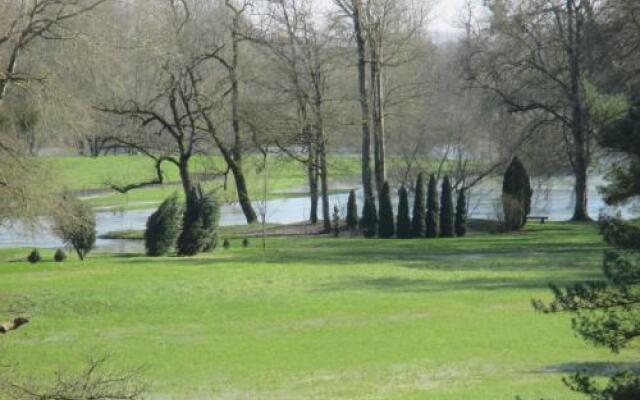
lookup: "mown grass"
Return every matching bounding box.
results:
[43,154,471,210]
[1,222,635,399]
[43,155,361,209]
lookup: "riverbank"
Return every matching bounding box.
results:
[44,154,362,210]
[0,222,632,399]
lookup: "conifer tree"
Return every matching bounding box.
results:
[533,102,640,399]
[397,185,411,239]
[426,174,439,238]
[346,189,359,233]
[502,157,533,231]
[455,189,468,237]
[440,176,454,237]
[177,186,220,256]
[411,173,426,237]
[362,197,378,238]
[145,193,181,256]
[332,205,341,237]
[378,181,394,238]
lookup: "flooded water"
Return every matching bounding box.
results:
[1,174,638,251]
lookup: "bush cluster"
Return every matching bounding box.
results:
[144,186,221,257]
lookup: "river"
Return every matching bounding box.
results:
[1,174,638,252]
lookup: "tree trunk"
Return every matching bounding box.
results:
[232,163,258,224]
[228,8,258,224]
[572,154,590,221]
[370,37,386,198]
[353,1,374,201]
[567,0,591,222]
[178,156,194,201]
[314,105,331,232]
[308,135,319,224]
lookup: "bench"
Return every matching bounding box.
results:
[527,216,549,224]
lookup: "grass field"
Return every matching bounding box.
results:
[0,222,635,399]
[42,155,472,210]
[42,155,361,209]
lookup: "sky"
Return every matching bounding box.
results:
[315,0,467,34]
[429,0,467,33]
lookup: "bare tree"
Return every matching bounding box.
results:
[333,0,375,201]
[0,0,109,103]
[250,0,334,230]
[210,0,258,224]
[0,0,108,223]
[1,356,145,400]
[466,0,604,221]
[99,0,260,224]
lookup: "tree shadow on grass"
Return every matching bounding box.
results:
[536,362,640,376]
[312,275,592,294]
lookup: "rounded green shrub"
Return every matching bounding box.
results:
[54,248,67,262]
[27,249,41,264]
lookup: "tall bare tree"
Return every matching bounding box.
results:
[250,0,333,230]
[467,0,603,221]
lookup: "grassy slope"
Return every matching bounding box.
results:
[1,223,635,399]
[44,155,361,209]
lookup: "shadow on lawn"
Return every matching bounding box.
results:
[537,362,640,376]
[117,240,602,273]
[312,275,593,293]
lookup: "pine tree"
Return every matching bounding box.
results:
[54,248,67,262]
[533,102,640,399]
[439,176,454,238]
[411,173,426,238]
[502,157,533,231]
[396,185,411,239]
[455,189,468,237]
[346,189,359,234]
[27,249,41,264]
[426,174,439,238]
[378,181,394,238]
[177,186,220,256]
[145,193,181,256]
[362,197,378,238]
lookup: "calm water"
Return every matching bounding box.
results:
[1,174,638,251]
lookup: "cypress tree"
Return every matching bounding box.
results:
[346,189,359,233]
[502,157,533,231]
[397,185,411,239]
[362,197,378,238]
[411,173,426,237]
[440,176,455,237]
[378,181,394,238]
[177,189,205,256]
[426,174,439,238]
[332,205,341,237]
[145,193,181,256]
[177,186,220,256]
[455,189,468,237]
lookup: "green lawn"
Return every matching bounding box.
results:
[43,155,361,209]
[1,223,634,399]
[42,154,471,210]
